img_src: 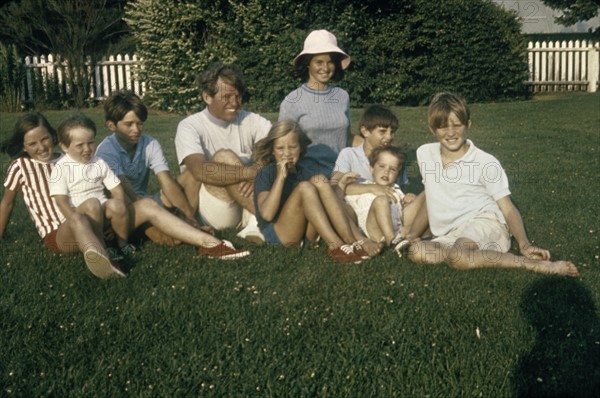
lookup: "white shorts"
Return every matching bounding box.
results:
[432,213,511,252]
[345,193,402,239]
[198,184,243,229]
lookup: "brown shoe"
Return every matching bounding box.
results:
[352,241,371,259]
[198,240,250,260]
[328,244,363,264]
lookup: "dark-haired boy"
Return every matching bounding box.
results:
[97,91,198,245]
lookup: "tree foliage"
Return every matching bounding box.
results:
[124,0,234,113]
[541,0,600,28]
[125,0,529,113]
[0,0,129,108]
[0,43,25,112]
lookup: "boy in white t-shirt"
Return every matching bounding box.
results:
[407,92,578,277]
[50,113,133,259]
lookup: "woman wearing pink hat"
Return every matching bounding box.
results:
[278,29,352,180]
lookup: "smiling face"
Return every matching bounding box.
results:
[22,126,54,163]
[273,132,301,167]
[371,151,401,187]
[204,77,242,122]
[432,112,470,159]
[307,54,335,88]
[107,110,144,150]
[60,127,97,164]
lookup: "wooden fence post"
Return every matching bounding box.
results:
[588,41,599,93]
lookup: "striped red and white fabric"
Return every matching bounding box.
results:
[3,157,65,239]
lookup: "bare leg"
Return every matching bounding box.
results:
[104,198,130,248]
[409,238,579,277]
[310,175,356,244]
[130,199,222,247]
[74,198,104,242]
[176,170,200,213]
[55,213,107,255]
[403,192,430,241]
[366,195,395,245]
[273,181,345,249]
[328,180,382,257]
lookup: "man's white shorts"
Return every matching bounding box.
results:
[198,184,243,230]
[432,213,511,252]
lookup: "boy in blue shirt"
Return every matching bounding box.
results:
[97,91,199,245]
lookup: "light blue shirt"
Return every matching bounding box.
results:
[96,133,169,196]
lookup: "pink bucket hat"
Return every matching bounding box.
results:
[293,30,351,70]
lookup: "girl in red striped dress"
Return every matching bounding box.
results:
[0,112,126,278]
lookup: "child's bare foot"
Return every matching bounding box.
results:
[531,260,580,277]
[357,239,383,257]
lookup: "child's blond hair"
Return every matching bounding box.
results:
[253,120,312,165]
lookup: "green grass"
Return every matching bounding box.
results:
[1,93,599,397]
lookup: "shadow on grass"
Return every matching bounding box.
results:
[513,277,600,398]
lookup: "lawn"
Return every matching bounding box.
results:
[0,92,599,397]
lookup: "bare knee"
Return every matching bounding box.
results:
[78,198,102,216]
[309,174,330,187]
[105,199,128,218]
[136,197,161,212]
[297,180,317,193]
[212,149,241,165]
[372,195,389,209]
[178,169,200,188]
[68,212,90,229]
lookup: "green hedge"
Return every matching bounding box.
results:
[126,0,530,113]
[0,43,25,112]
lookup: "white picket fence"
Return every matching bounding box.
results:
[22,54,145,102]
[527,40,599,92]
[20,40,600,103]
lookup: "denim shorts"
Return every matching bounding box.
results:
[261,223,282,245]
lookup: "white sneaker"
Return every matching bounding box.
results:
[236,214,265,244]
[84,248,126,279]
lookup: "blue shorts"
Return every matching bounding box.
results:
[261,223,282,245]
[260,223,311,247]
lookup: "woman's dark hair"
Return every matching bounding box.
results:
[0,112,57,159]
[294,52,346,83]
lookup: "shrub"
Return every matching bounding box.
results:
[124,0,235,114]
[0,43,25,112]
[126,0,530,113]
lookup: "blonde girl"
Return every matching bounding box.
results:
[253,120,376,263]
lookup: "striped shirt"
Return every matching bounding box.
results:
[3,156,65,239]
